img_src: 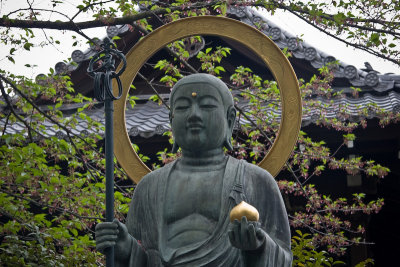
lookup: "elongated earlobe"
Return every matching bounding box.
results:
[223,136,233,151]
[224,106,237,151]
[172,140,180,153]
[169,111,179,153]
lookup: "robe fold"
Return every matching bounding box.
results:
[120,156,292,266]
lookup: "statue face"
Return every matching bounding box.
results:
[171,83,227,152]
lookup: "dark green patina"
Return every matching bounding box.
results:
[88,37,126,267]
[95,74,292,266]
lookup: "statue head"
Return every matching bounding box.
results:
[169,73,236,153]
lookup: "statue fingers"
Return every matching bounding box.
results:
[95,221,118,233]
[113,219,128,237]
[96,233,118,245]
[96,239,116,254]
[228,220,241,247]
[240,216,249,247]
[96,228,119,238]
[255,228,266,249]
[247,223,257,249]
[255,228,265,241]
[233,219,241,245]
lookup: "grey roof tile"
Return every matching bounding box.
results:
[3,8,398,139]
[35,7,400,95]
[2,92,398,138]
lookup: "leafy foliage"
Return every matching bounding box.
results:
[292,230,345,266]
[0,72,133,266]
[1,0,399,66]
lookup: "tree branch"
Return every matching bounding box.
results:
[0,187,103,221]
[0,1,218,31]
[278,4,400,66]
[275,1,400,26]
[234,104,274,146]
[70,0,115,21]
[0,79,34,142]
[129,15,199,74]
[137,72,170,110]
[0,74,96,145]
[1,112,10,136]
[6,7,71,21]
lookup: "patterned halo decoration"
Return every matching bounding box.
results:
[113,16,302,184]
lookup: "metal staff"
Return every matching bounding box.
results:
[88,37,126,267]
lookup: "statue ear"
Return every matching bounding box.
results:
[171,141,180,153]
[224,106,237,151]
[169,112,179,153]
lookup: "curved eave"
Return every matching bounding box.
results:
[2,92,399,139]
[38,6,400,96]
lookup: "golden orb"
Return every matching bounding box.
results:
[229,201,260,222]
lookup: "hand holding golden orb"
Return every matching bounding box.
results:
[229,201,260,222]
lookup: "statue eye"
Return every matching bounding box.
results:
[199,97,218,109]
[175,105,189,110]
[174,98,190,111]
[200,104,217,109]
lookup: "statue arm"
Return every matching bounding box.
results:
[119,234,147,267]
[228,217,292,267]
[122,175,157,267]
[95,219,147,267]
[241,227,292,267]
[236,164,292,267]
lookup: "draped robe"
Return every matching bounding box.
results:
[121,156,292,266]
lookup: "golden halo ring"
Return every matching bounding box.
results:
[113,16,302,184]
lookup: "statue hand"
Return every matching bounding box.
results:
[95,219,132,261]
[228,216,265,251]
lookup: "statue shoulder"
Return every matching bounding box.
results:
[238,159,281,195]
[135,159,177,189]
[241,160,275,182]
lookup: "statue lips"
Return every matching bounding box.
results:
[187,122,204,132]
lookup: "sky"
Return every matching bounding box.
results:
[0,0,105,79]
[0,1,399,79]
[264,9,400,74]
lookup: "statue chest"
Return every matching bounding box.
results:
[163,167,225,248]
[164,168,224,222]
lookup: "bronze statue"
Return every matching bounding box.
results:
[96,73,292,266]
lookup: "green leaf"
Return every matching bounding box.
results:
[23,42,33,51]
[16,173,30,184]
[7,56,15,64]
[215,66,225,72]
[370,33,380,46]
[333,12,346,24]
[71,228,78,237]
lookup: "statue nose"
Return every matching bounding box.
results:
[188,104,202,122]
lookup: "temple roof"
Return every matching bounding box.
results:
[2,91,399,138]
[2,7,400,139]
[43,6,400,94]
